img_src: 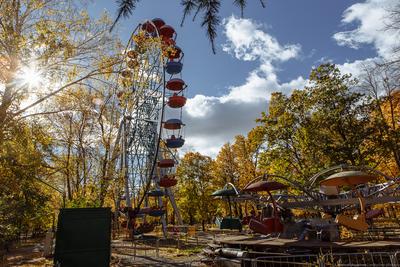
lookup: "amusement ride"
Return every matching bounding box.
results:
[212,165,400,240]
[115,18,187,236]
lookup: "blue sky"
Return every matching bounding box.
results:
[88,0,398,156]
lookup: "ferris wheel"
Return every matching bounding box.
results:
[116,18,187,234]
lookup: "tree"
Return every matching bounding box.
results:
[0,120,54,245]
[363,64,400,176]
[0,0,119,142]
[257,64,378,186]
[175,152,216,229]
[0,0,123,242]
[112,0,266,53]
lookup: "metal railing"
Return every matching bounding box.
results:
[187,251,400,267]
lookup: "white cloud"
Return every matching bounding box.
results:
[337,57,378,77]
[182,16,307,157]
[333,0,398,59]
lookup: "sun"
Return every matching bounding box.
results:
[18,63,43,89]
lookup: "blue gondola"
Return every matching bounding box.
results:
[147,189,164,197]
[166,61,183,75]
[148,209,165,217]
[165,136,185,148]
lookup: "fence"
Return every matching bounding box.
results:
[186,251,400,267]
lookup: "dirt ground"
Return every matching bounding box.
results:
[0,232,216,267]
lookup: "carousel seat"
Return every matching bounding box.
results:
[249,217,283,235]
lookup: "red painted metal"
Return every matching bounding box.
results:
[117,91,124,98]
[159,25,175,39]
[162,37,176,46]
[158,159,175,168]
[159,176,178,187]
[163,119,183,130]
[167,46,182,60]
[249,217,283,235]
[168,95,186,108]
[121,70,132,78]
[152,18,165,29]
[166,78,185,91]
[126,50,137,59]
[141,21,156,33]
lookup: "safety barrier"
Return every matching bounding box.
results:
[186,251,400,267]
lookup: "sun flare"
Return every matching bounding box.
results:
[18,64,43,89]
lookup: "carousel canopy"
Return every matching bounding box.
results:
[243,181,287,192]
[320,171,376,187]
[211,188,237,197]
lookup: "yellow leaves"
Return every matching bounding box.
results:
[120,78,133,88]
[67,65,78,81]
[132,31,163,55]
[98,11,112,25]
[97,56,119,79]
[78,10,90,26]
[162,45,178,59]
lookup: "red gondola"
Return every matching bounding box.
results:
[126,50,137,59]
[159,175,178,187]
[158,159,175,168]
[166,78,186,91]
[163,119,184,130]
[152,18,165,29]
[117,91,124,98]
[162,37,176,46]
[168,94,186,108]
[121,70,132,78]
[167,46,182,60]
[159,25,175,39]
[141,21,156,33]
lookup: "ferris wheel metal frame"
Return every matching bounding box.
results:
[114,18,187,234]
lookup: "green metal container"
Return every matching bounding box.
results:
[54,208,111,267]
[216,217,242,231]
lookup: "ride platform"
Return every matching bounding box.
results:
[214,234,400,253]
